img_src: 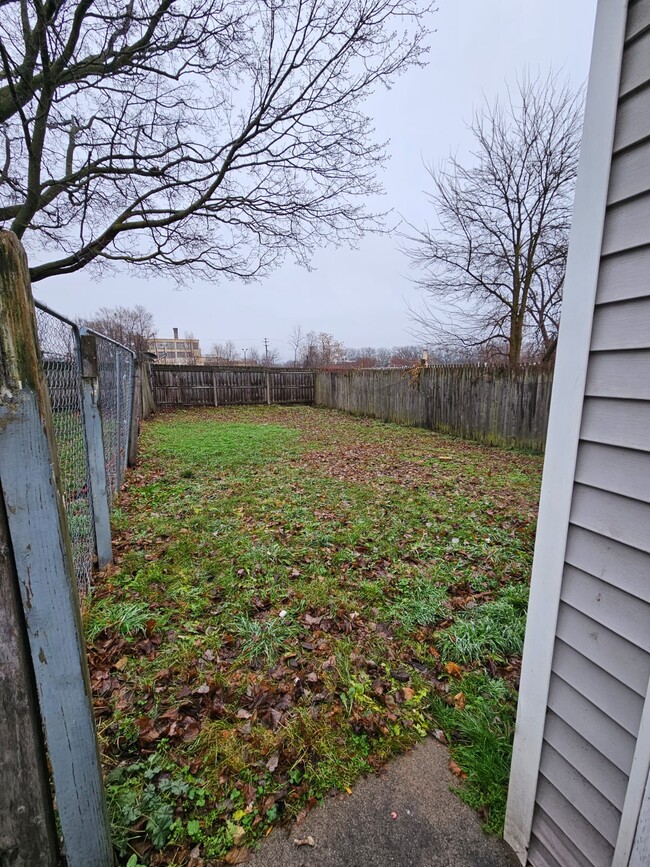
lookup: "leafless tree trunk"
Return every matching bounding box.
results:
[404,74,582,366]
[288,323,304,367]
[0,0,431,284]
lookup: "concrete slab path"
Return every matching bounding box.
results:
[249,738,519,867]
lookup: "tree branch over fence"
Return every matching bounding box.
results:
[0,0,432,283]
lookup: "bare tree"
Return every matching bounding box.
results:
[390,345,422,366]
[288,323,304,367]
[405,74,582,365]
[82,304,155,353]
[0,0,431,284]
[209,340,239,363]
[301,331,345,366]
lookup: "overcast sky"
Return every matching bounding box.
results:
[36,0,598,362]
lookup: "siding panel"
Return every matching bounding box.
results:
[543,712,628,809]
[620,29,650,96]
[626,0,650,41]
[581,396,650,451]
[575,441,650,500]
[565,525,650,600]
[556,604,650,698]
[614,84,650,152]
[536,776,614,867]
[552,639,645,735]
[585,350,650,399]
[590,297,650,349]
[530,809,594,867]
[547,674,636,775]
[570,483,650,551]
[528,839,564,867]
[561,566,650,652]
[608,137,650,203]
[539,745,620,845]
[601,193,650,254]
[597,246,650,302]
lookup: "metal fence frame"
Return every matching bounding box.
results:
[81,326,136,501]
[33,303,136,592]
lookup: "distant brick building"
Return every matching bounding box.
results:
[148,328,202,364]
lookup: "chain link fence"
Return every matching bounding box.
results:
[86,330,135,501]
[34,302,136,592]
[35,303,95,592]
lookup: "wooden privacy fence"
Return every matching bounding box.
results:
[315,365,553,452]
[152,364,314,406]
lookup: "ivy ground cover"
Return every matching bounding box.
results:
[85,405,542,866]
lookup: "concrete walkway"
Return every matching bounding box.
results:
[249,738,519,867]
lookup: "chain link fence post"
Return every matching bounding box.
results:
[80,332,113,568]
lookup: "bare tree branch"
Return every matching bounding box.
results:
[0,0,432,282]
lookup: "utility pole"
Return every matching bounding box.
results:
[264,337,269,364]
[243,349,248,365]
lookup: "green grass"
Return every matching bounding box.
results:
[85,406,542,865]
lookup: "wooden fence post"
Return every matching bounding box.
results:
[266,371,271,405]
[0,493,59,867]
[213,370,218,407]
[0,230,114,867]
[80,333,113,568]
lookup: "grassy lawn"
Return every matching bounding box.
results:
[85,406,542,866]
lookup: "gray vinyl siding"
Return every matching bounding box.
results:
[528,2,650,863]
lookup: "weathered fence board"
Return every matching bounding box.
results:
[0,230,113,866]
[152,365,315,407]
[0,495,59,867]
[315,365,553,452]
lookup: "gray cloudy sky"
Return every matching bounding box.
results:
[36,0,597,362]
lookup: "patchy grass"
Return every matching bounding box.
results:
[85,406,542,865]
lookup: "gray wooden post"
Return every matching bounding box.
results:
[0,230,114,867]
[266,371,271,405]
[80,333,113,568]
[0,493,60,867]
[213,370,218,407]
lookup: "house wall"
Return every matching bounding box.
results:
[505,2,650,865]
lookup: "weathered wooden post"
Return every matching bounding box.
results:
[212,369,218,407]
[0,495,59,867]
[266,371,271,405]
[79,331,113,567]
[0,230,114,867]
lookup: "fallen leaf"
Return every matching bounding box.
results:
[401,687,415,701]
[237,708,252,719]
[232,825,246,846]
[444,662,462,677]
[266,753,279,772]
[114,657,129,671]
[293,836,315,847]
[449,759,467,779]
[452,691,466,710]
[224,847,249,864]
